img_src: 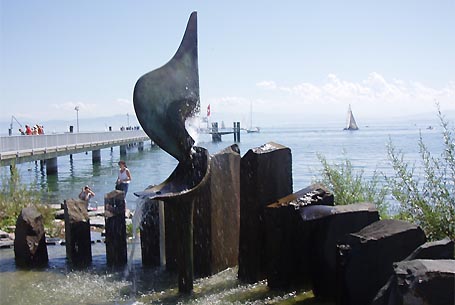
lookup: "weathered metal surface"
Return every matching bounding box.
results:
[133,11,199,163]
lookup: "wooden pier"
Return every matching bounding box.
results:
[0,130,151,174]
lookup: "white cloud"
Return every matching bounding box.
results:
[254,73,455,118]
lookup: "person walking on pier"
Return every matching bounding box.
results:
[116,160,132,196]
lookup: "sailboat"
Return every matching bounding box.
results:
[246,100,260,133]
[344,104,359,130]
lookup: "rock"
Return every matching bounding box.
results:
[372,237,454,305]
[308,203,380,298]
[405,237,454,260]
[64,199,92,267]
[264,183,335,289]
[104,190,127,266]
[0,230,14,248]
[193,144,240,277]
[140,199,161,266]
[336,219,427,305]
[14,206,49,268]
[238,142,293,283]
[373,259,455,305]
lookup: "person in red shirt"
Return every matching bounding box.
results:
[25,125,32,135]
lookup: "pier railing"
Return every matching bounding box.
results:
[0,130,150,165]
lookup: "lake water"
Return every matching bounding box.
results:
[0,119,445,304]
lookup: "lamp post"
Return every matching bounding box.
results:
[74,106,80,133]
[127,113,130,128]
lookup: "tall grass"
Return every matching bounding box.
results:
[386,105,455,240]
[317,105,455,241]
[0,163,55,234]
[316,153,388,218]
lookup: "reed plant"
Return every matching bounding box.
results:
[0,163,55,234]
[386,105,455,241]
[316,153,388,218]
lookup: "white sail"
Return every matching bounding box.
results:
[247,100,260,133]
[344,105,359,130]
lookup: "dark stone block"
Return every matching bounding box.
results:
[104,190,127,267]
[373,259,455,305]
[264,183,334,289]
[336,219,427,305]
[140,199,161,266]
[14,206,48,268]
[239,142,293,283]
[372,237,454,305]
[309,203,380,298]
[405,237,454,260]
[193,144,240,277]
[64,199,92,267]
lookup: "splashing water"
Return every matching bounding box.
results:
[126,196,147,278]
[185,116,201,146]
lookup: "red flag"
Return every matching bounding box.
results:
[207,104,211,117]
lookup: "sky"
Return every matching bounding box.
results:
[1,0,454,130]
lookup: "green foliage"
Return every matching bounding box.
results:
[0,163,55,234]
[386,105,455,241]
[316,153,388,218]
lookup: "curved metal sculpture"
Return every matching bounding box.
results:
[133,11,199,163]
[133,11,209,293]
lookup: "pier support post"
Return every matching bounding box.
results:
[233,122,238,142]
[238,142,293,283]
[92,149,101,164]
[138,141,144,151]
[104,190,127,267]
[64,199,92,267]
[120,145,127,156]
[211,122,221,142]
[46,157,58,175]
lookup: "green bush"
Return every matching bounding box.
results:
[386,105,455,241]
[0,163,55,234]
[316,153,388,218]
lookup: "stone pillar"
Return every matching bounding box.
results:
[46,157,58,175]
[238,142,293,283]
[92,149,101,164]
[164,197,194,293]
[14,206,48,268]
[104,190,127,266]
[63,199,92,267]
[337,219,427,305]
[193,144,240,277]
[264,184,335,289]
[140,199,161,266]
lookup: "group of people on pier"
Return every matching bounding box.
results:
[19,124,44,135]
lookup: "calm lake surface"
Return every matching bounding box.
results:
[0,118,445,304]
